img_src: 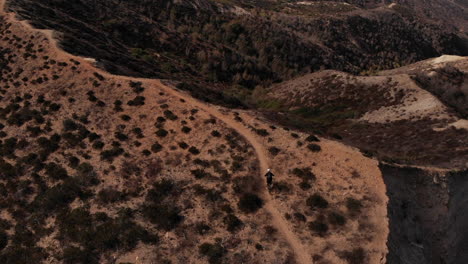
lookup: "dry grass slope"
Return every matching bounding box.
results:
[0,1,388,263]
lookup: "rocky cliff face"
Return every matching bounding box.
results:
[381,164,468,264]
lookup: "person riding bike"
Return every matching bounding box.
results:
[265,169,274,187]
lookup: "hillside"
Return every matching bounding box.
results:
[0,2,389,264]
[5,0,468,104]
[266,56,468,168]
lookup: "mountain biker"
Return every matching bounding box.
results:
[265,169,274,187]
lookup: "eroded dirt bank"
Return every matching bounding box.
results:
[381,164,468,264]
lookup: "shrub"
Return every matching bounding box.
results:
[309,219,328,236]
[120,115,131,121]
[188,146,200,155]
[346,198,363,215]
[88,133,100,142]
[62,246,98,264]
[199,242,225,264]
[196,223,211,235]
[98,188,123,204]
[299,181,312,190]
[0,230,7,250]
[291,167,316,181]
[63,119,78,131]
[293,212,307,222]
[127,96,145,106]
[100,147,124,161]
[181,126,191,134]
[143,204,183,231]
[305,135,320,142]
[191,169,211,179]
[307,144,321,152]
[129,81,144,93]
[268,146,281,156]
[178,142,189,149]
[254,128,269,137]
[115,132,128,141]
[224,214,243,232]
[211,130,221,137]
[92,141,104,149]
[155,129,168,138]
[163,110,178,121]
[45,162,68,180]
[306,194,328,209]
[151,143,163,153]
[238,193,263,213]
[328,212,346,226]
[114,100,123,112]
[341,248,366,264]
[194,159,210,168]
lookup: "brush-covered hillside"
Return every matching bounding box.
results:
[0,3,389,264]
[263,55,468,168]
[5,0,468,104]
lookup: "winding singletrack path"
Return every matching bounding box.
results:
[0,1,312,263]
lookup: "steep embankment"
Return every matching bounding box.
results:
[381,165,468,264]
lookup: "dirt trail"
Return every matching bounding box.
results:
[0,1,312,263]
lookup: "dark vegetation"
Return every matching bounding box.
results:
[6,0,468,108]
[238,193,263,213]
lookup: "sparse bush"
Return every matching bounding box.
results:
[100,147,124,161]
[181,126,191,134]
[151,143,163,153]
[98,188,124,204]
[211,130,221,137]
[254,128,269,137]
[328,212,346,226]
[0,230,7,250]
[268,146,281,156]
[191,169,211,179]
[341,248,366,264]
[293,212,307,222]
[92,140,104,150]
[163,110,178,120]
[63,119,78,131]
[155,129,168,138]
[238,193,263,213]
[305,135,320,142]
[196,223,211,235]
[129,81,144,93]
[127,96,145,106]
[299,181,312,190]
[199,242,226,264]
[307,143,321,152]
[188,146,200,155]
[115,131,128,141]
[120,115,131,121]
[346,198,362,215]
[143,204,182,231]
[224,214,243,233]
[306,194,328,209]
[309,219,328,236]
[292,167,316,181]
[45,162,68,180]
[178,142,189,149]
